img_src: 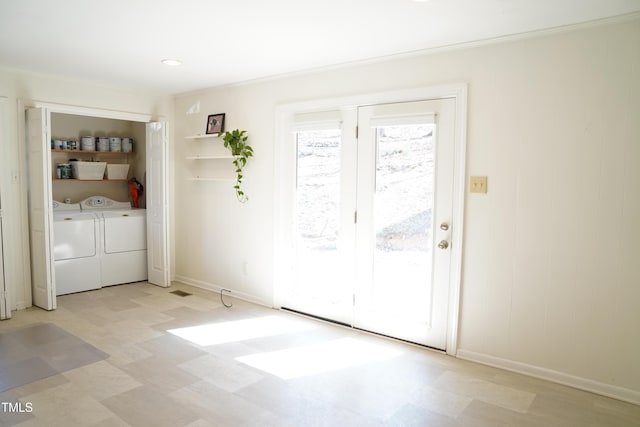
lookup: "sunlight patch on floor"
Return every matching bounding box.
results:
[236,337,403,379]
[167,315,316,346]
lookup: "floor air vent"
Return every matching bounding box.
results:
[170,290,192,297]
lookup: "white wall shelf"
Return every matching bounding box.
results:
[184,134,234,181]
[185,155,234,160]
[185,134,221,140]
[189,177,234,182]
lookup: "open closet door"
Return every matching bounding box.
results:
[0,97,9,319]
[26,107,56,309]
[0,196,8,319]
[146,121,170,287]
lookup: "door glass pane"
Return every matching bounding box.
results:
[295,129,342,300]
[373,125,435,320]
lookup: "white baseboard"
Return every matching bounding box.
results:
[456,349,640,405]
[173,275,271,308]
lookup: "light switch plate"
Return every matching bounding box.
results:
[470,176,487,193]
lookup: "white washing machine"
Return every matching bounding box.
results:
[52,200,101,295]
[80,196,148,286]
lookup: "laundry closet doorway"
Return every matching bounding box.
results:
[25,104,170,310]
[276,88,466,351]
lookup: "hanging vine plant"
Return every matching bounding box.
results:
[221,129,253,203]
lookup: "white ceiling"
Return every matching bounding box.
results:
[1,0,639,95]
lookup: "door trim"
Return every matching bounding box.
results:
[274,84,467,355]
[31,100,152,123]
[0,96,10,319]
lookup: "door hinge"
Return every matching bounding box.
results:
[354,210,358,223]
[355,126,358,139]
[352,294,355,305]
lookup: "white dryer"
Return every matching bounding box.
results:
[52,200,101,295]
[80,196,148,286]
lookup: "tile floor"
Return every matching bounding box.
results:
[0,323,108,393]
[0,282,638,426]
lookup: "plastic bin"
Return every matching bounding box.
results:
[70,161,106,180]
[106,164,130,180]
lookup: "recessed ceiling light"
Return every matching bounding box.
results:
[161,59,182,66]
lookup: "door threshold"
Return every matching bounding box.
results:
[281,307,350,328]
[280,307,445,353]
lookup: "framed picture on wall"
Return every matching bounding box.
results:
[206,113,225,134]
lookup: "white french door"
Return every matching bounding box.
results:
[285,110,357,325]
[354,99,455,348]
[283,97,457,349]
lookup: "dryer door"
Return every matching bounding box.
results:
[103,211,146,253]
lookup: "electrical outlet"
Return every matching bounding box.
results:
[470,176,487,193]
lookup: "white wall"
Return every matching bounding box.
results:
[0,68,173,310]
[173,16,640,402]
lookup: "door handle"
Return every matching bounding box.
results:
[438,240,449,250]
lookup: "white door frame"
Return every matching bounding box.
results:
[274,84,467,355]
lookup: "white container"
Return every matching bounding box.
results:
[122,138,133,152]
[70,161,106,180]
[105,164,130,180]
[97,137,109,151]
[81,136,95,151]
[109,137,122,152]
